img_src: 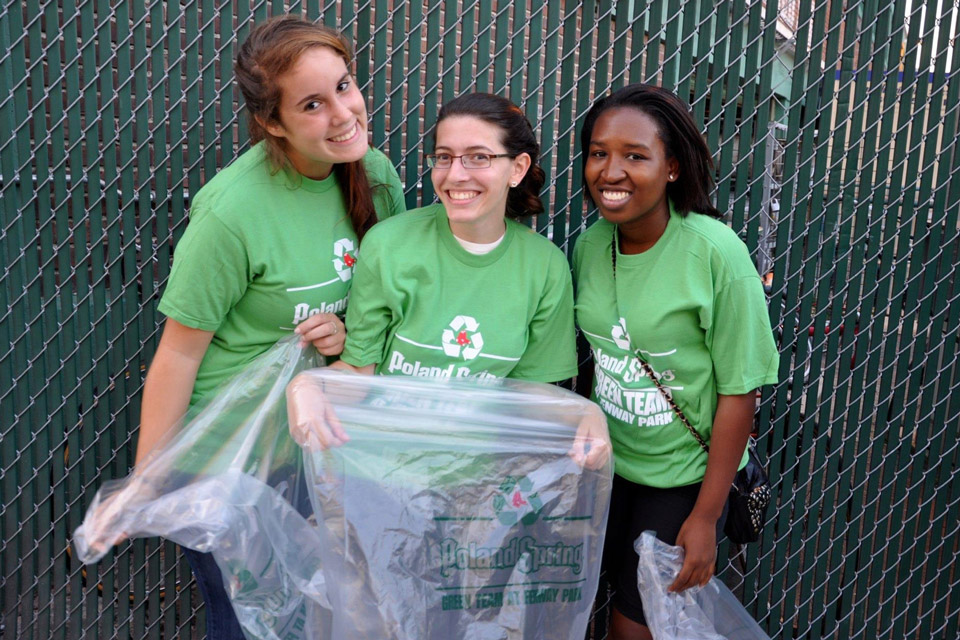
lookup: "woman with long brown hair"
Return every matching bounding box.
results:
[133,15,404,638]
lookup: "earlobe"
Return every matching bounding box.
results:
[667,157,679,181]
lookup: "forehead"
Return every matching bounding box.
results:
[277,47,348,98]
[435,116,505,151]
[591,107,662,147]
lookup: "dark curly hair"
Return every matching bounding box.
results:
[434,93,545,219]
[580,83,721,219]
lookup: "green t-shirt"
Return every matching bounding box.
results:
[158,143,406,405]
[340,204,578,383]
[573,205,779,487]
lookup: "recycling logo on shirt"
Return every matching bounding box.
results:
[611,317,632,350]
[441,315,484,359]
[332,238,358,281]
[493,475,543,526]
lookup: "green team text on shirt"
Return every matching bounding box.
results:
[573,203,779,487]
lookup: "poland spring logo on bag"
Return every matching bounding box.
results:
[332,238,358,281]
[442,315,484,360]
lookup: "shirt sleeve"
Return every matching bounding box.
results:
[157,212,249,331]
[340,233,393,367]
[510,251,579,383]
[706,275,780,394]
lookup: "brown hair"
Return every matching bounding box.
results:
[236,15,380,240]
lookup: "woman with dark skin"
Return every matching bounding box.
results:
[573,84,778,640]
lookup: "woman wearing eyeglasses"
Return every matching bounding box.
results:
[338,92,575,380]
[288,93,606,467]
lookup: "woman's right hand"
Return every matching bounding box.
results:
[286,372,350,451]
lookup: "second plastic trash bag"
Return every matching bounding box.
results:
[635,532,770,640]
[74,337,613,640]
[293,369,614,639]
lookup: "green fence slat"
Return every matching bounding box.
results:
[32,2,68,635]
[592,0,613,102]
[474,0,492,93]
[705,2,730,182]
[0,1,26,637]
[323,0,339,30]
[441,0,459,105]
[522,2,542,122]
[740,0,776,612]
[642,0,662,82]
[491,0,510,95]
[370,0,389,145]
[793,1,848,630]
[760,7,804,629]
[737,0,771,262]
[566,0,596,252]
[535,0,562,238]
[16,4,49,638]
[388,1,406,177]
[402,0,424,208]
[610,1,628,91]
[550,0,581,251]
[820,3,882,634]
[846,4,909,634]
[890,5,950,636]
[457,0,476,93]
[867,5,927,634]
[661,0,682,90]
[420,0,442,204]
[55,0,91,634]
[690,0,713,123]
[152,5,182,635]
[918,29,960,640]
[508,0,526,108]
[715,0,745,227]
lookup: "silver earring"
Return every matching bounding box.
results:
[510,182,518,187]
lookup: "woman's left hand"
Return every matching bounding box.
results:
[295,312,346,356]
[669,512,718,592]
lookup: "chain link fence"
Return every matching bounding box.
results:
[1,1,958,638]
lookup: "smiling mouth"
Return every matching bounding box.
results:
[599,189,631,202]
[447,190,480,201]
[328,123,359,143]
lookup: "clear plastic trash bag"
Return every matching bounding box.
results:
[635,532,770,640]
[74,336,613,640]
[74,336,328,638]
[288,368,613,639]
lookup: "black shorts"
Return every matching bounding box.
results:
[601,474,728,626]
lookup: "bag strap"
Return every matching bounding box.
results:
[611,233,710,454]
[632,352,709,454]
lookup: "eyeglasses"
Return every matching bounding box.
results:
[426,153,513,169]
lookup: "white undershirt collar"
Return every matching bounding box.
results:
[453,232,506,255]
